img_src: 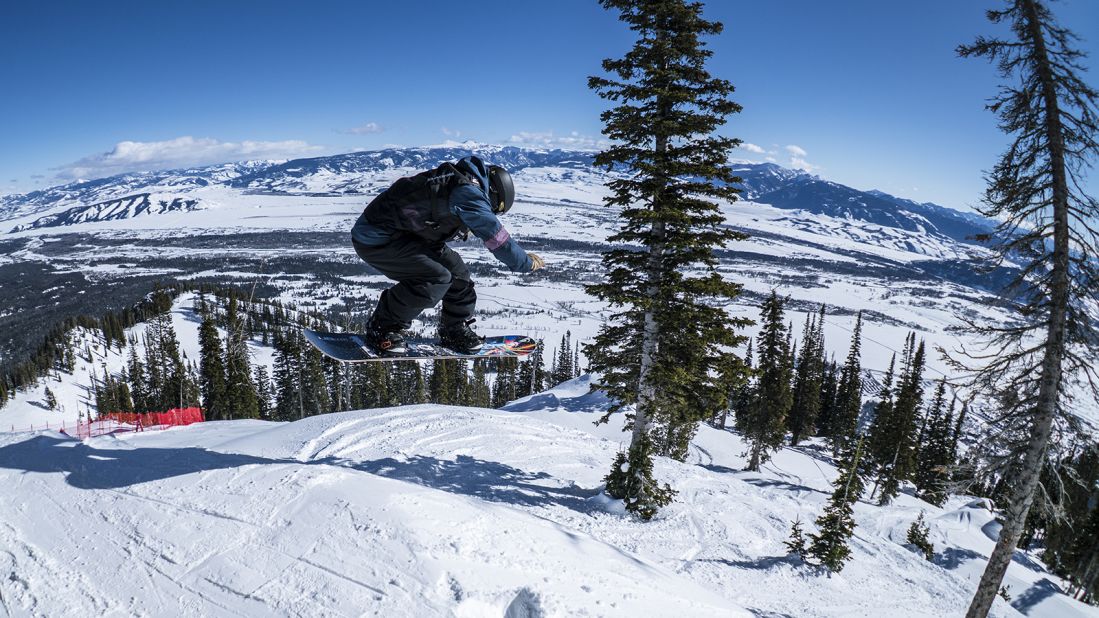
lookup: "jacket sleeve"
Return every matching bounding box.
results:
[450,184,533,272]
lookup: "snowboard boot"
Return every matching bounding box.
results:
[438,318,483,354]
[366,321,407,355]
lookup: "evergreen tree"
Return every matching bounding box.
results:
[907,512,935,561]
[390,361,426,405]
[143,308,192,411]
[714,344,750,430]
[429,360,456,405]
[254,365,273,419]
[739,292,792,472]
[224,296,260,419]
[141,332,165,410]
[785,518,808,561]
[553,332,574,386]
[816,357,839,437]
[789,306,826,445]
[957,2,1099,614]
[730,338,754,431]
[515,340,547,398]
[573,341,582,379]
[491,357,519,408]
[830,312,864,452]
[114,372,135,414]
[915,379,955,506]
[326,361,348,413]
[197,309,228,418]
[467,360,492,408]
[300,331,332,417]
[604,432,674,521]
[585,0,750,519]
[349,363,377,410]
[872,335,927,505]
[452,359,470,405]
[183,361,201,410]
[273,329,303,421]
[369,363,394,408]
[866,353,897,467]
[808,437,866,573]
[126,342,148,413]
[44,386,57,411]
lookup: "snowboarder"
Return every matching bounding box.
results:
[351,155,544,355]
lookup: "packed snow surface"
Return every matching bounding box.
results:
[1,378,1094,617]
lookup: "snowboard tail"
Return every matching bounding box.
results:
[303,328,537,363]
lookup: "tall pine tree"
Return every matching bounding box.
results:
[915,379,956,507]
[956,2,1099,614]
[808,437,866,573]
[586,0,749,518]
[224,296,260,419]
[870,335,926,505]
[789,305,826,446]
[197,308,228,418]
[830,312,864,453]
[739,291,792,472]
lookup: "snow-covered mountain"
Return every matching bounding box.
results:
[10,193,201,232]
[0,144,992,244]
[228,143,597,194]
[0,160,274,222]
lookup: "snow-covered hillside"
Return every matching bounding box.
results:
[0,380,1094,617]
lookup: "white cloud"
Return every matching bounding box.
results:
[441,127,462,138]
[506,130,608,150]
[785,144,808,157]
[54,136,325,180]
[790,156,821,173]
[342,122,383,135]
[740,142,766,154]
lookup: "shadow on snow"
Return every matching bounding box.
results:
[338,454,602,513]
[0,435,602,514]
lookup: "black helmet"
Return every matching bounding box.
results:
[487,165,515,214]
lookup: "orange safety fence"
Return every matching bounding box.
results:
[8,407,205,439]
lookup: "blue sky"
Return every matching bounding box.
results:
[1,0,1097,211]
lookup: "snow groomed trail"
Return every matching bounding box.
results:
[0,379,1094,617]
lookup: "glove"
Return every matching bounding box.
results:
[528,252,545,271]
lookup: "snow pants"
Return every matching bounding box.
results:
[353,234,476,331]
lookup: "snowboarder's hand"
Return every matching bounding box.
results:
[528,252,545,271]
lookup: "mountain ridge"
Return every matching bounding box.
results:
[2,145,993,243]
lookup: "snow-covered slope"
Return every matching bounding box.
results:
[0,381,1093,617]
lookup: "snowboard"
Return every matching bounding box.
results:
[302,328,537,363]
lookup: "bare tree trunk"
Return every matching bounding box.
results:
[632,293,661,445]
[1076,553,1099,601]
[966,2,1071,615]
[748,439,762,472]
[629,86,669,467]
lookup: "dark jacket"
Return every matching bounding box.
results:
[351,156,533,272]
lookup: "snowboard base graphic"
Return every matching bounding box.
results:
[303,329,537,363]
